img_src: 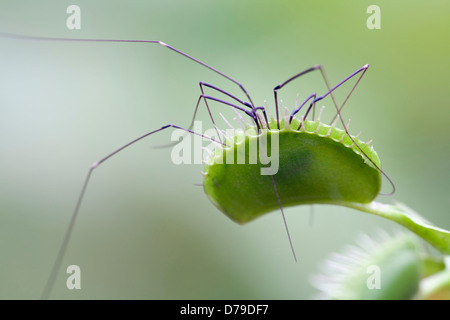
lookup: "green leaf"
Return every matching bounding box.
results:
[340,201,450,254]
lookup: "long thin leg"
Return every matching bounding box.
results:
[40,125,225,300]
[289,93,317,124]
[303,64,369,126]
[257,136,297,262]
[186,93,260,144]
[254,106,270,128]
[200,94,258,128]
[1,32,264,144]
[154,88,258,149]
[269,174,297,262]
[0,32,258,113]
[273,65,338,129]
[1,32,263,140]
[197,82,269,130]
[300,65,370,126]
[200,82,253,110]
[198,82,254,140]
[300,65,396,195]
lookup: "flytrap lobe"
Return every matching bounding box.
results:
[203,107,381,224]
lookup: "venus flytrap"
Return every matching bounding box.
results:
[312,232,450,300]
[203,108,450,259]
[312,232,423,300]
[203,115,381,224]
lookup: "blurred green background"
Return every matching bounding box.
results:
[0,0,449,299]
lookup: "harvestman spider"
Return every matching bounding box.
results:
[0,32,394,299]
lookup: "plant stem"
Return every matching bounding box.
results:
[339,201,450,254]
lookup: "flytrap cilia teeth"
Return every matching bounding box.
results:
[311,231,422,300]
